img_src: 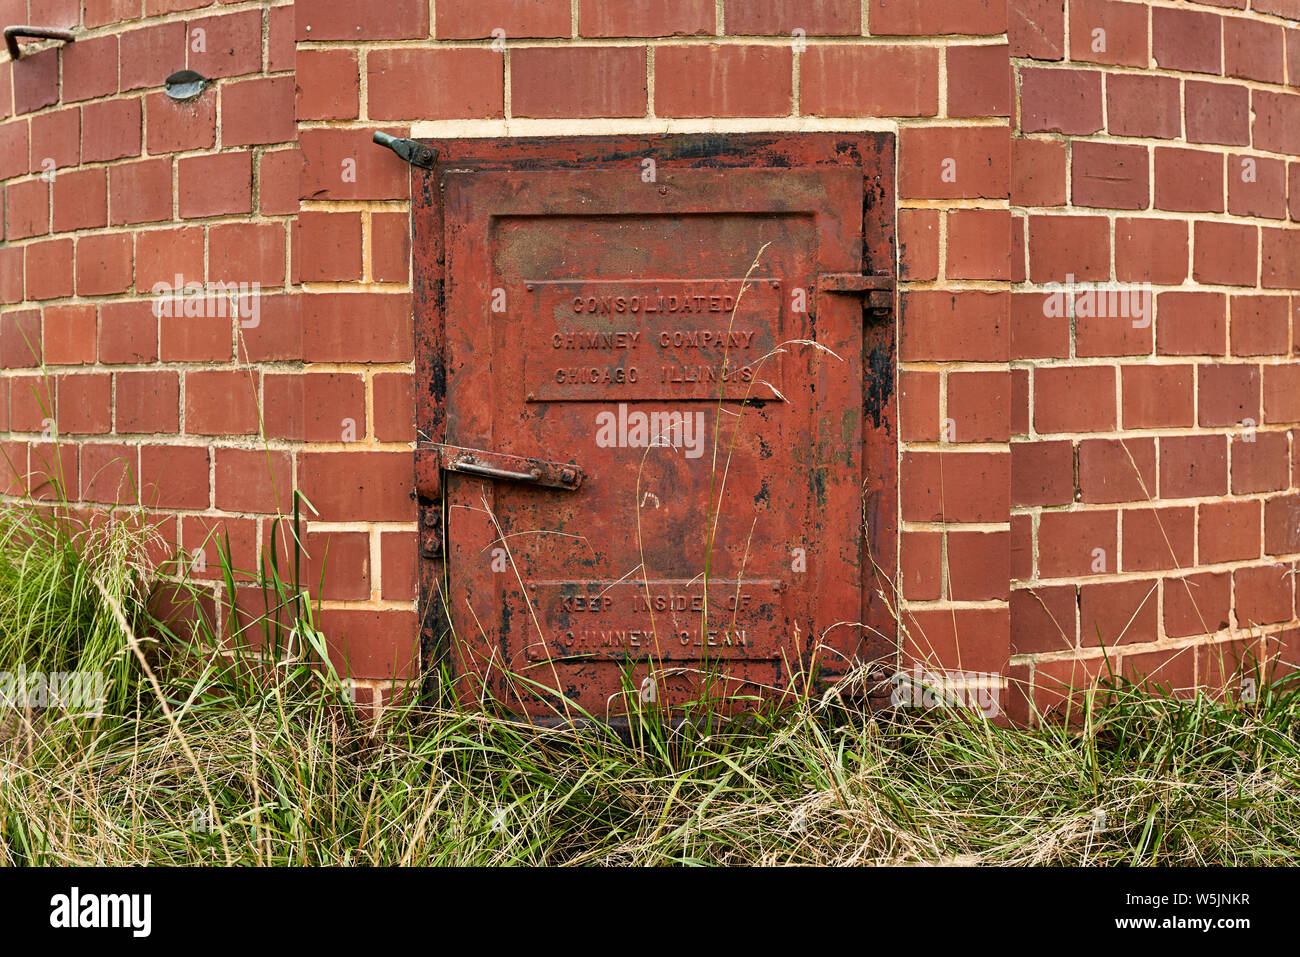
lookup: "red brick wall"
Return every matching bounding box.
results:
[0,0,1296,718]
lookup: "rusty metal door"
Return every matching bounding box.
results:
[413,134,896,720]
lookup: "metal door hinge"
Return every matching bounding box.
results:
[416,443,584,499]
[372,132,437,170]
[819,273,895,320]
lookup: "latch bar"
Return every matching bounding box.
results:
[819,272,895,321]
[416,443,584,498]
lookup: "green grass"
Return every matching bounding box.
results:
[1,494,1300,866]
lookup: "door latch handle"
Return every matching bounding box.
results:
[416,443,584,498]
[818,273,895,320]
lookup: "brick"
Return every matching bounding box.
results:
[1253,91,1300,156]
[1009,0,1064,60]
[237,294,300,362]
[1068,0,1149,67]
[135,226,204,291]
[1255,0,1300,18]
[1228,154,1287,220]
[1078,437,1155,503]
[259,149,301,216]
[81,98,142,163]
[947,530,1010,601]
[367,48,504,120]
[299,531,371,601]
[901,607,1008,675]
[897,209,941,283]
[1156,291,1225,357]
[1105,73,1181,139]
[42,304,95,365]
[29,107,79,171]
[946,208,1011,281]
[656,45,792,117]
[297,451,415,522]
[187,10,263,79]
[120,22,187,92]
[946,369,1009,442]
[899,290,1008,362]
[1038,509,1118,577]
[1198,363,1260,427]
[1034,365,1115,432]
[1080,579,1158,646]
[221,76,297,146]
[1161,434,1227,499]
[1123,506,1196,571]
[52,167,108,232]
[1235,564,1294,626]
[1152,6,1222,74]
[1032,654,1109,717]
[316,609,419,680]
[371,211,410,283]
[139,444,210,510]
[24,240,74,301]
[581,0,714,36]
[55,373,111,435]
[868,0,1005,35]
[1231,431,1290,493]
[83,0,140,28]
[61,33,118,102]
[1010,585,1076,655]
[178,151,252,218]
[1012,137,1066,207]
[13,48,59,114]
[945,44,1011,117]
[0,308,41,369]
[1154,148,1224,214]
[1225,15,1286,83]
[1011,439,1074,506]
[1185,81,1250,146]
[97,300,158,364]
[209,222,286,286]
[802,45,939,117]
[1121,364,1194,429]
[1263,364,1300,424]
[159,310,232,363]
[215,448,293,513]
[899,125,1009,200]
[373,372,415,441]
[297,0,428,38]
[80,443,138,505]
[27,442,77,502]
[0,247,21,304]
[1165,572,1232,638]
[1193,221,1257,287]
[299,128,411,202]
[9,375,53,431]
[296,50,359,121]
[1074,286,1153,357]
[899,451,1010,523]
[268,2,295,71]
[1027,214,1109,282]
[184,516,259,583]
[380,531,418,601]
[1261,227,1300,290]
[301,293,412,362]
[263,372,366,442]
[1264,494,1300,556]
[1230,295,1289,356]
[5,178,49,240]
[144,91,216,153]
[185,369,260,435]
[108,157,172,226]
[1071,141,1148,210]
[0,119,29,181]
[898,370,939,441]
[76,232,133,296]
[115,371,180,433]
[434,0,567,37]
[1019,68,1103,134]
[512,47,647,119]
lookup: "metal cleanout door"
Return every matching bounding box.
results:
[413,134,897,720]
